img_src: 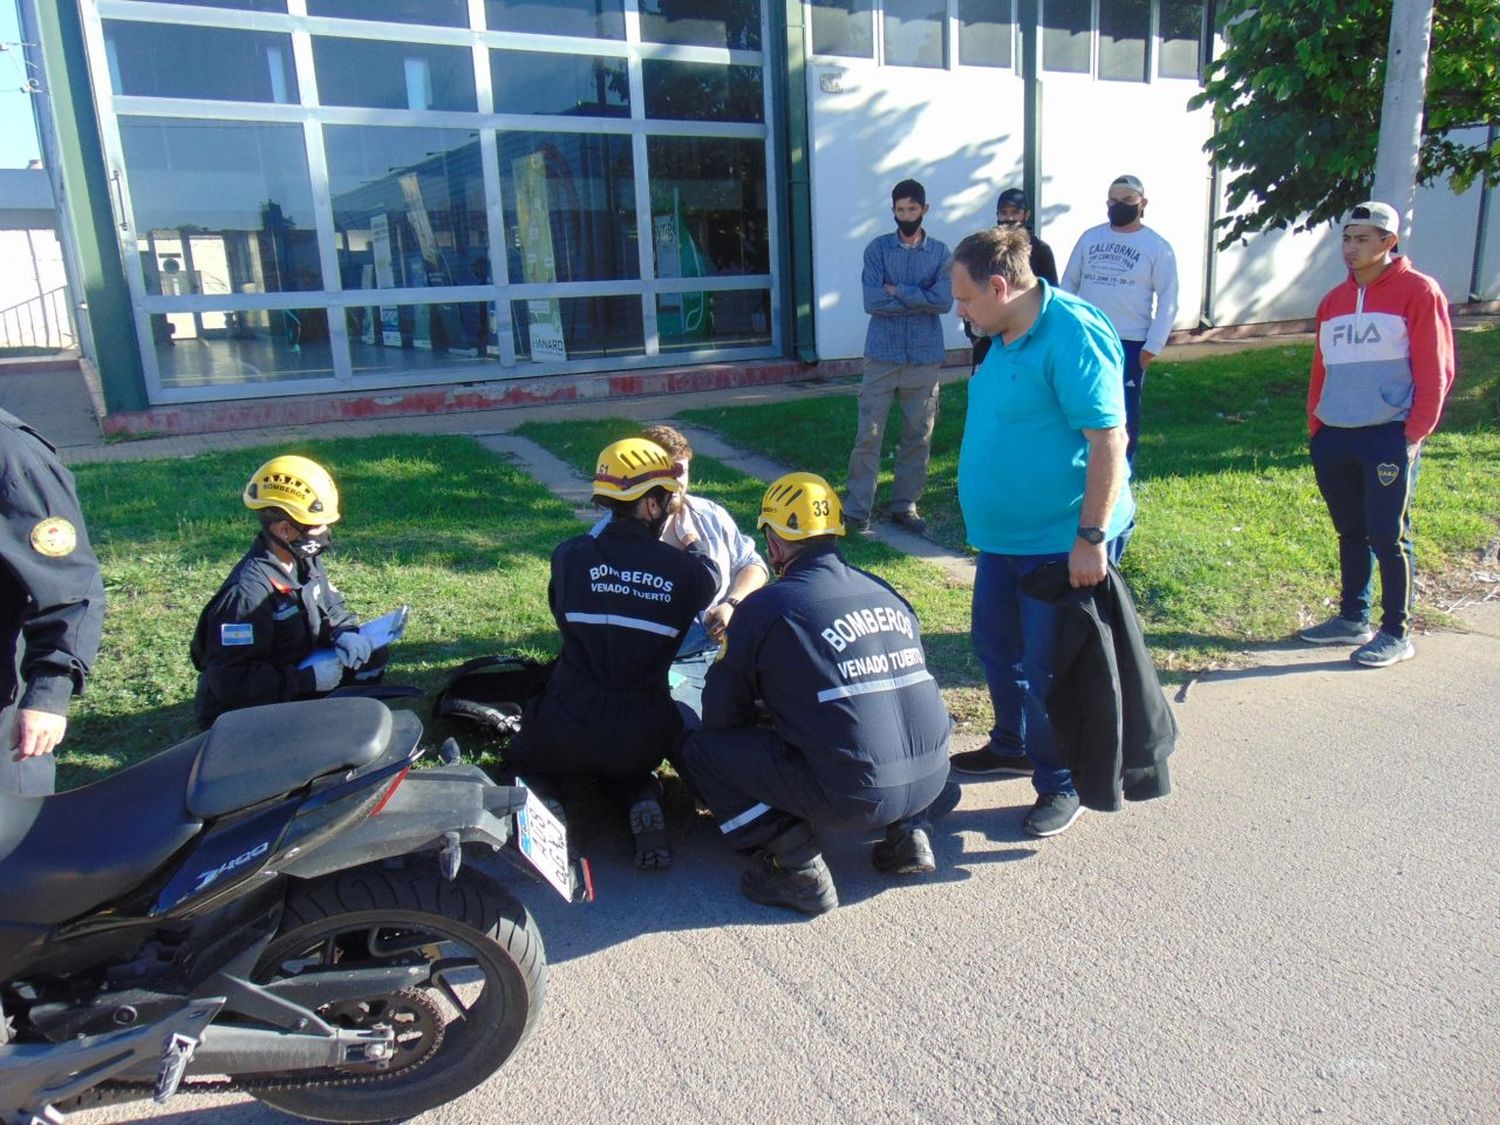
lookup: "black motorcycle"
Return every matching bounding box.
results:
[0,696,588,1124]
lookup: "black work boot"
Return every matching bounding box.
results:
[628,779,671,870]
[741,852,839,916]
[871,819,936,875]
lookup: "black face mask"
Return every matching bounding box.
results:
[896,218,922,237]
[271,525,331,560]
[646,506,671,541]
[1108,202,1141,227]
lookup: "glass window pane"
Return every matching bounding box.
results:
[510,296,643,362]
[959,0,1012,68]
[1159,0,1204,80]
[643,61,764,123]
[810,0,874,58]
[119,0,286,9]
[123,119,320,294]
[657,289,770,352]
[306,0,467,27]
[492,51,629,118]
[350,301,498,371]
[325,127,488,297]
[639,0,762,51]
[1098,0,1149,82]
[1041,0,1091,73]
[153,308,332,389]
[498,133,639,284]
[884,0,946,68]
[314,39,476,112]
[484,0,625,39]
[647,137,768,279]
[104,22,297,103]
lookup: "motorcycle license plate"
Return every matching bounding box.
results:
[515,782,574,899]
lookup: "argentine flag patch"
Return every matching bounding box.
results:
[220,623,254,647]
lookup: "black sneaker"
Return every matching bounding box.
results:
[628,796,671,870]
[847,515,874,535]
[741,852,838,915]
[950,745,1033,776]
[872,822,936,875]
[1022,792,1084,838]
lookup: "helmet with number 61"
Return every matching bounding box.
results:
[757,472,845,540]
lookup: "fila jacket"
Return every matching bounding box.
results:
[1308,255,1455,442]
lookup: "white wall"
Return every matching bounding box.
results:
[805,45,1496,359]
[806,59,1026,360]
[1034,70,1212,334]
[808,60,1214,359]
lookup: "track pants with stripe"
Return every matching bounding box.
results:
[1310,420,1419,638]
[677,726,948,859]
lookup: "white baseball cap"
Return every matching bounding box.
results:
[1344,201,1399,235]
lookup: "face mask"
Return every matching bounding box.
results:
[1108,202,1140,227]
[272,525,331,559]
[896,218,922,237]
[647,505,671,542]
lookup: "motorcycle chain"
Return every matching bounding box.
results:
[75,987,447,1105]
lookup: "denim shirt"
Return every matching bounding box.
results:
[861,231,953,364]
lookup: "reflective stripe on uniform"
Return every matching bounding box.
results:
[719,801,772,834]
[816,670,934,703]
[563,611,680,637]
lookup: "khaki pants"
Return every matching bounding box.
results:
[845,358,941,520]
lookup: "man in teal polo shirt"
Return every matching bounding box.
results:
[946,224,1133,837]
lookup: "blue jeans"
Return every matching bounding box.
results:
[669,620,718,717]
[971,550,1072,797]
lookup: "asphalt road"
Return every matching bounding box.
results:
[73,607,1500,1125]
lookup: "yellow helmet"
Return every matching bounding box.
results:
[592,437,682,502]
[243,455,341,525]
[757,472,845,540]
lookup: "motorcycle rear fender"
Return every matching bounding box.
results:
[276,765,527,882]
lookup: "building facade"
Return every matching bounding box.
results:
[23,1,1500,424]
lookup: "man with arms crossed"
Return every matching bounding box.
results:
[845,178,953,535]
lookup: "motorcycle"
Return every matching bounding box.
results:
[0,696,589,1124]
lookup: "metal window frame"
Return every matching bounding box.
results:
[84,0,783,405]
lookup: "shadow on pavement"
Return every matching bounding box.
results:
[512,788,1038,965]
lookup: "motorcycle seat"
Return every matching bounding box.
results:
[186,697,394,819]
[0,736,205,926]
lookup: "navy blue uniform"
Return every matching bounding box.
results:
[190,538,360,727]
[1,409,105,795]
[507,518,718,784]
[680,542,951,852]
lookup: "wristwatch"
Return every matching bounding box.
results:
[1076,525,1106,545]
[726,596,742,608]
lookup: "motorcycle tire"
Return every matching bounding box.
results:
[245,862,546,1123]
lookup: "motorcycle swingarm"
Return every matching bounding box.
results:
[277,765,524,882]
[0,998,221,1118]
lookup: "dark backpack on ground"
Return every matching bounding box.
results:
[430,654,554,737]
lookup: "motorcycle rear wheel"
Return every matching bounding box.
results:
[246,862,545,1123]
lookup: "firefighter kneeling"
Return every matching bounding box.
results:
[677,472,955,916]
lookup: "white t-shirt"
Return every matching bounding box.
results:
[1061,224,1180,354]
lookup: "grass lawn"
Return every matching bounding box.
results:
[63,435,577,787]
[55,327,1498,782]
[677,325,1500,669]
